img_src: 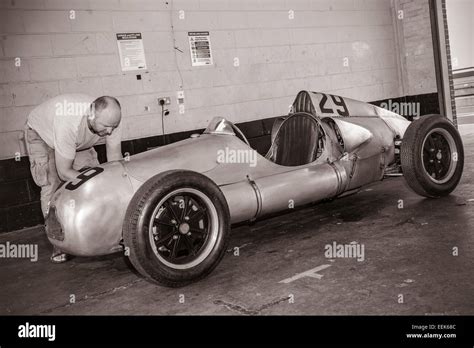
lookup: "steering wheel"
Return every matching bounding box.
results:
[231,123,250,147]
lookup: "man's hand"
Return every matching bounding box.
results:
[78,166,91,173]
[55,152,81,181]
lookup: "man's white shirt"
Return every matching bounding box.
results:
[27,93,122,160]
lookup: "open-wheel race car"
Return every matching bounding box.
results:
[45,90,464,287]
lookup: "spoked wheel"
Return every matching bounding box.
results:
[150,188,218,269]
[401,114,464,198]
[421,128,457,184]
[123,170,230,287]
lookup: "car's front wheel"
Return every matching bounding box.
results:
[123,170,230,287]
[401,114,464,198]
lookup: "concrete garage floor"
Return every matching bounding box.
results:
[1,133,473,316]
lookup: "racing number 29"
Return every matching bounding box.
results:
[319,93,350,117]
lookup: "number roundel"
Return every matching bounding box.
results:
[318,93,350,117]
[65,167,104,191]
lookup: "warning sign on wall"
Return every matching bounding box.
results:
[116,33,147,71]
[188,31,213,67]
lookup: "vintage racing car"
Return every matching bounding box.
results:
[45,90,464,287]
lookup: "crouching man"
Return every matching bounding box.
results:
[25,94,123,263]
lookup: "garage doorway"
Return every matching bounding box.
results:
[445,0,474,134]
[430,0,474,133]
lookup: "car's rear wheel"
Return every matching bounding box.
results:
[123,170,230,287]
[401,114,464,198]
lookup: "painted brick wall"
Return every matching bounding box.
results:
[0,0,404,161]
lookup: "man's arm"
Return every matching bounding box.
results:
[55,152,81,181]
[106,140,123,162]
[53,117,81,181]
[105,122,123,161]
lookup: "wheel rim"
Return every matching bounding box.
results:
[148,188,219,270]
[420,128,457,184]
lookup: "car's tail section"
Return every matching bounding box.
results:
[292,90,410,138]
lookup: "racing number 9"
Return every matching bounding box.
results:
[319,93,350,117]
[65,167,104,191]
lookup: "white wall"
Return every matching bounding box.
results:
[0,0,429,160]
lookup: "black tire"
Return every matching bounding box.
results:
[123,170,231,287]
[401,114,464,198]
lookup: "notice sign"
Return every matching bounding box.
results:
[116,33,147,71]
[188,31,213,66]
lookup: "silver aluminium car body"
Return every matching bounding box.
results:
[45,91,410,257]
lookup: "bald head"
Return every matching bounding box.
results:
[89,96,122,136]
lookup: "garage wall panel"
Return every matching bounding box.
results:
[1,0,46,10]
[29,57,78,81]
[58,77,103,96]
[75,55,121,77]
[0,10,26,33]
[23,11,72,33]
[393,0,437,96]
[2,106,35,133]
[3,35,53,57]
[51,33,98,56]
[70,11,113,32]
[10,82,60,107]
[0,59,30,82]
[0,85,14,107]
[95,32,120,54]
[112,12,171,32]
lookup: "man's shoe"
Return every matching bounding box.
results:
[50,247,70,264]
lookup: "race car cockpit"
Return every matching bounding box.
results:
[265,112,323,166]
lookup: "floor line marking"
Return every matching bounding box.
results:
[279,264,332,284]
